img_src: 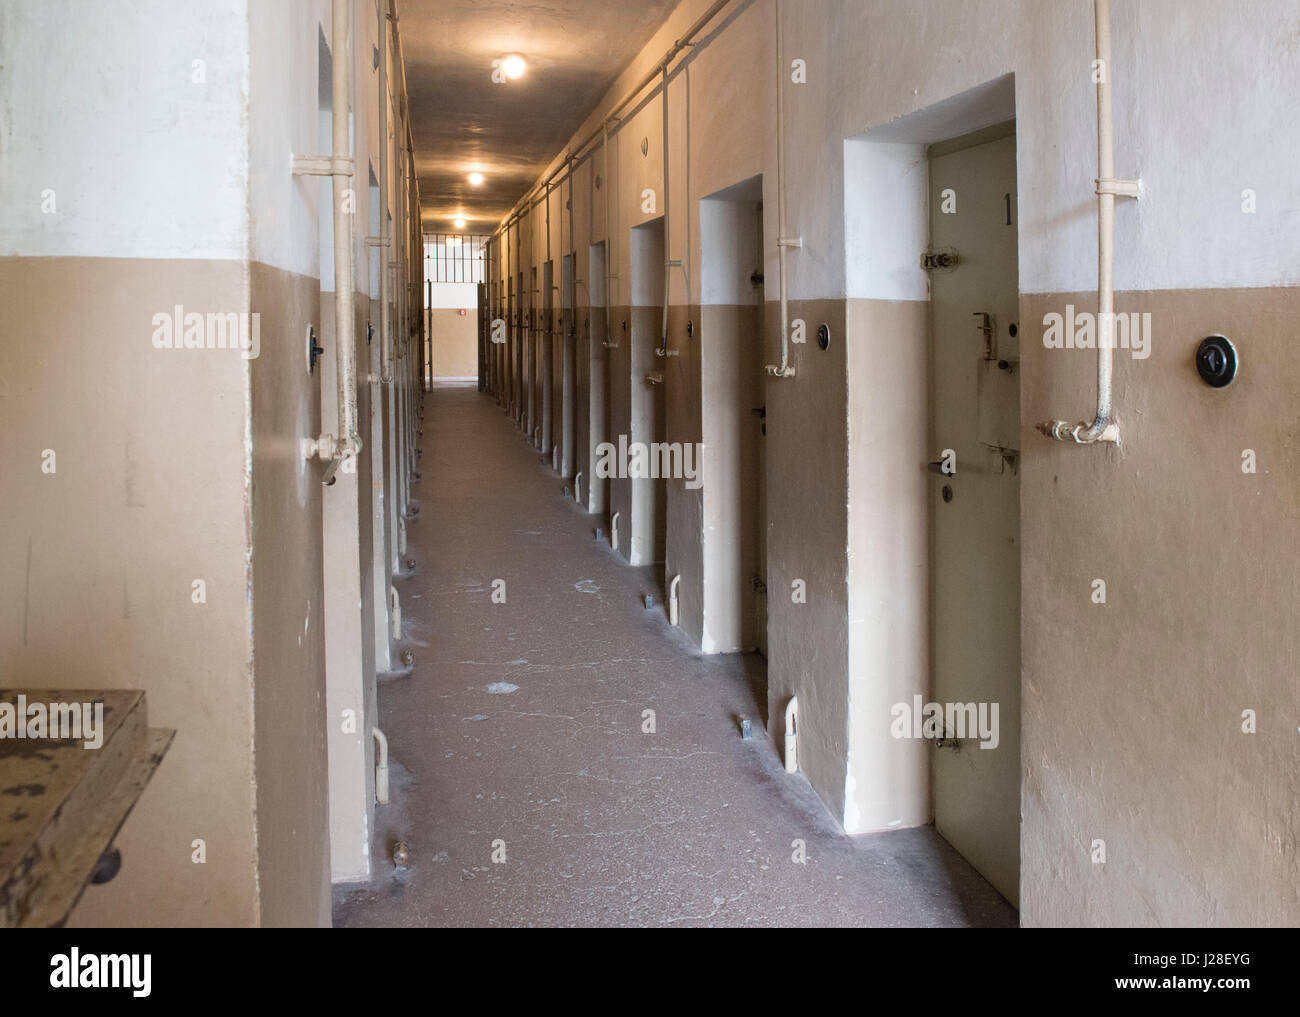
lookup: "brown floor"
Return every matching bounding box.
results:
[332,385,1018,928]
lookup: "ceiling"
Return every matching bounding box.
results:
[397,0,679,234]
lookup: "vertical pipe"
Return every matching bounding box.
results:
[1036,0,1134,444]
[332,0,359,446]
[543,189,552,455]
[504,242,509,404]
[603,124,615,349]
[515,222,521,420]
[660,62,670,354]
[1092,0,1115,434]
[767,0,795,379]
[395,147,409,530]
[378,1,392,384]
[567,155,576,479]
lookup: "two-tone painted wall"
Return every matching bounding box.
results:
[483,0,1300,926]
[1,0,422,925]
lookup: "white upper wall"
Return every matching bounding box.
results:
[502,0,1300,300]
[829,0,1300,295]
[248,0,333,280]
[248,0,383,285]
[0,0,390,284]
[0,0,250,260]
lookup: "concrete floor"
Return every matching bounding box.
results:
[332,386,1018,928]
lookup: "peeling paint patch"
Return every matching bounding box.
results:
[485,683,519,695]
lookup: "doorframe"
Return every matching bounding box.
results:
[628,216,665,567]
[840,75,1018,846]
[698,174,765,654]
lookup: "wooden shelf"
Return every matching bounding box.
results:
[0,689,173,928]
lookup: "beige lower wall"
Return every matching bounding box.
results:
[428,307,477,379]
[1020,286,1300,927]
[1,256,260,926]
[764,298,851,825]
[1,256,335,927]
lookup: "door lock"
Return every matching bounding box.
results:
[922,248,960,271]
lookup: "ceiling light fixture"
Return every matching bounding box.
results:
[501,54,526,80]
[453,217,466,229]
[468,172,484,186]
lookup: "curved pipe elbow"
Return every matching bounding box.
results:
[1036,416,1119,444]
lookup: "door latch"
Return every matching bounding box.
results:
[979,442,1020,475]
[922,248,960,271]
[973,311,994,360]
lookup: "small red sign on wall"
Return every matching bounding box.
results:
[458,308,467,316]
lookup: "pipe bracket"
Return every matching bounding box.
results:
[291,155,355,178]
[1096,177,1142,198]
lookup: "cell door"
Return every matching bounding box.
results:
[928,125,1021,906]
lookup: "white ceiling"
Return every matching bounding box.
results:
[397,0,679,233]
